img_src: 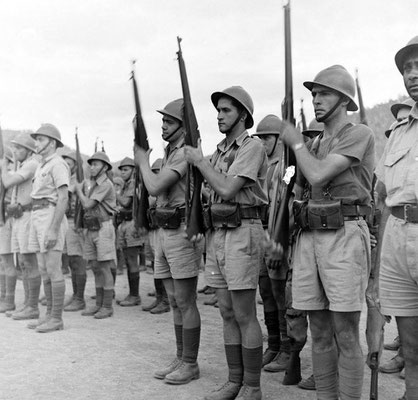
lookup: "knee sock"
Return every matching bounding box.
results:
[174,324,183,359]
[22,273,29,306]
[102,289,114,309]
[312,347,339,400]
[5,275,17,306]
[111,268,116,285]
[95,287,104,308]
[264,311,281,352]
[76,273,87,301]
[225,344,243,384]
[28,276,42,309]
[43,280,52,316]
[51,280,66,320]
[242,346,263,387]
[0,274,6,302]
[339,353,364,400]
[182,326,200,363]
[70,267,77,296]
[129,271,140,297]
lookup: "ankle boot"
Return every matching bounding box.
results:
[82,287,103,316]
[282,351,302,385]
[94,289,114,319]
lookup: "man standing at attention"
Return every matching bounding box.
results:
[185,86,268,400]
[276,65,375,399]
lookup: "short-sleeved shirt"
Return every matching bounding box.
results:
[210,131,268,206]
[308,123,375,206]
[11,155,39,206]
[156,136,188,208]
[31,153,70,203]
[117,177,135,211]
[375,103,418,207]
[84,174,117,219]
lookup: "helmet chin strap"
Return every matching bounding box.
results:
[92,164,107,181]
[164,125,182,141]
[225,111,244,134]
[316,96,344,123]
[37,139,52,155]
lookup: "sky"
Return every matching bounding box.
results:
[0,0,417,163]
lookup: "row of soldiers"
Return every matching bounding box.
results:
[1,35,418,400]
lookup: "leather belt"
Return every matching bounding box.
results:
[341,204,371,217]
[240,206,263,220]
[32,198,56,211]
[391,204,418,223]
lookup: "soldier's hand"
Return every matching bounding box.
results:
[44,229,58,250]
[133,143,151,166]
[370,233,377,249]
[280,121,304,148]
[267,258,281,270]
[184,139,204,166]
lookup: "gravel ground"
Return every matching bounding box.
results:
[0,269,405,400]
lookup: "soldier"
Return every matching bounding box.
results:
[0,134,40,320]
[74,151,117,319]
[252,115,291,374]
[115,157,142,307]
[277,65,375,399]
[375,36,418,400]
[0,148,17,313]
[185,86,268,400]
[27,124,70,333]
[134,99,203,385]
[61,151,87,312]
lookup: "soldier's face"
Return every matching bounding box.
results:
[34,135,52,155]
[216,97,240,134]
[120,166,133,181]
[90,160,107,178]
[64,158,76,170]
[161,116,182,142]
[12,144,29,162]
[311,85,341,120]
[403,52,418,102]
[259,135,277,157]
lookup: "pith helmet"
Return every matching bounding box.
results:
[302,119,324,138]
[211,86,254,128]
[31,123,64,148]
[157,99,183,122]
[151,158,163,172]
[303,65,358,112]
[5,147,14,162]
[10,133,36,153]
[253,114,282,136]
[87,151,112,170]
[390,98,415,119]
[118,157,135,169]
[62,151,77,163]
[395,36,418,74]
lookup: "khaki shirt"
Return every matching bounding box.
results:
[118,177,135,211]
[376,102,418,207]
[84,174,117,219]
[210,131,268,206]
[156,136,187,208]
[31,153,70,203]
[11,155,39,207]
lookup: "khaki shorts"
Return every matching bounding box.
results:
[292,219,370,312]
[84,220,117,262]
[154,224,203,280]
[117,220,144,248]
[380,215,418,317]
[64,218,84,256]
[205,219,264,290]
[0,218,12,255]
[28,207,68,253]
[11,211,32,254]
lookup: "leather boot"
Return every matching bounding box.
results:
[36,280,65,333]
[282,351,302,385]
[82,287,103,316]
[94,289,114,319]
[0,275,17,313]
[28,279,52,329]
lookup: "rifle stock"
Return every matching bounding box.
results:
[0,126,6,226]
[356,69,368,126]
[176,37,204,239]
[74,128,85,229]
[131,62,150,230]
[369,352,379,400]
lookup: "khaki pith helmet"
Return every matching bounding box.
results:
[395,36,418,74]
[211,86,254,129]
[302,119,324,138]
[62,151,78,163]
[31,123,64,148]
[157,99,183,122]
[253,114,282,136]
[118,157,135,169]
[87,151,112,170]
[390,98,415,119]
[10,133,36,153]
[303,65,358,112]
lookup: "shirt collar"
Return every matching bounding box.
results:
[166,135,185,154]
[217,130,249,152]
[41,152,57,167]
[409,102,418,121]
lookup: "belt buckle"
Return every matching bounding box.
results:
[404,204,412,223]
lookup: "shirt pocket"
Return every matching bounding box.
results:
[384,147,410,194]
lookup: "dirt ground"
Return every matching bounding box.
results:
[0,269,405,400]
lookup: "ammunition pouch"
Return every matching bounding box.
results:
[83,215,102,231]
[147,206,158,230]
[307,199,344,230]
[210,202,241,229]
[293,200,309,231]
[260,204,269,228]
[6,204,23,219]
[154,207,185,229]
[202,204,213,231]
[116,210,133,225]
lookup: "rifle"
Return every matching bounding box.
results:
[94,137,99,153]
[356,68,368,125]
[176,37,204,239]
[300,98,307,131]
[0,125,5,226]
[74,127,85,229]
[271,0,296,256]
[131,60,150,230]
[369,352,379,400]
[101,140,105,153]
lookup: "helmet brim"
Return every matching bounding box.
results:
[395,43,418,74]
[30,133,64,148]
[303,81,358,112]
[87,158,112,171]
[156,109,182,123]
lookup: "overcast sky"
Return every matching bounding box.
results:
[0,0,417,162]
